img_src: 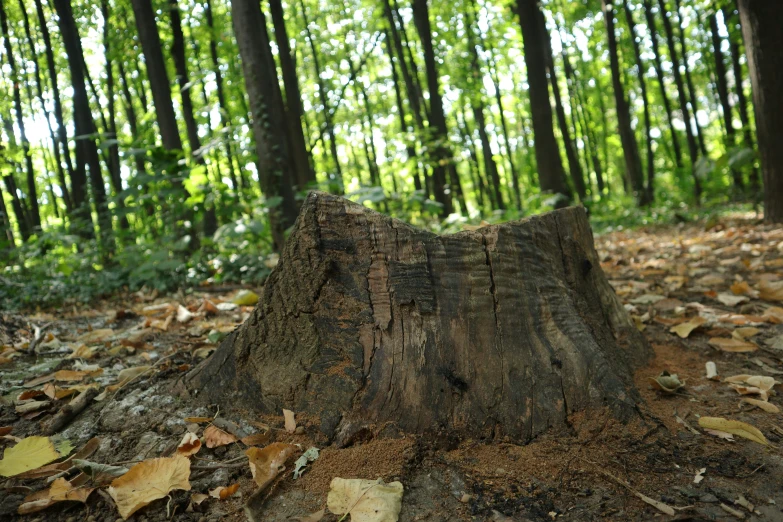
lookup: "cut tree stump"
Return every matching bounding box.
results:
[186,192,650,441]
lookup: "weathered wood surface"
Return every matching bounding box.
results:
[187,192,650,441]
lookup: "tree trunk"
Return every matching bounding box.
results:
[658,0,701,201]
[515,0,571,205]
[0,184,14,249]
[269,0,315,191]
[642,0,682,170]
[472,103,505,211]
[708,14,742,191]
[724,6,759,194]
[622,0,655,204]
[186,192,650,442]
[54,0,112,243]
[411,0,454,215]
[737,0,783,223]
[602,0,645,205]
[2,173,27,241]
[0,0,41,231]
[232,0,299,249]
[673,0,707,157]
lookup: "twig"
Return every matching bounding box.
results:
[44,388,99,435]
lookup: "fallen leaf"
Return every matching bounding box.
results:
[199,299,219,316]
[720,503,746,519]
[208,483,239,499]
[15,400,49,414]
[291,509,326,522]
[724,374,777,391]
[740,398,780,413]
[730,281,758,297]
[183,416,213,423]
[759,279,783,302]
[698,417,768,445]
[67,344,98,360]
[732,327,761,340]
[53,370,89,382]
[762,306,783,323]
[283,409,296,433]
[717,293,749,307]
[708,338,758,353]
[240,432,271,446]
[77,328,114,344]
[190,493,209,506]
[117,365,152,383]
[17,389,46,401]
[72,460,130,484]
[293,447,319,479]
[327,478,404,522]
[177,432,202,457]
[177,305,194,323]
[245,443,297,489]
[670,316,707,338]
[704,428,735,441]
[693,468,706,484]
[0,427,11,436]
[204,425,238,448]
[649,371,685,393]
[728,384,768,401]
[0,436,62,477]
[107,455,191,519]
[17,478,95,514]
[232,289,259,306]
[630,294,665,305]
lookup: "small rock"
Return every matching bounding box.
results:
[460,493,472,503]
[294,426,305,435]
[700,493,719,503]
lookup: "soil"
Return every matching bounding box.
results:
[2,213,783,521]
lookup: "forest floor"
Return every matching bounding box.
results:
[2,212,783,522]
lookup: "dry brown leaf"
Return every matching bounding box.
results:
[717,293,749,307]
[649,372,684,393]
[240,432,272,446]
[728,383,768,401]
[732,327,761,340]
[208,483,240,499]
[53,370,89,382]
[177,432,202,457]
[107,455,191,519]
[77,328,114,344]
[759,279,783,302]
[283,409,296,433]
[117,365,152,383]
[740,398,780,413]
[670,316,707,338]
[730,281,757,297]
[327,478,404,522]
[0,427,11,436]
[724,374,777,391]
[183,416,213,423]
[698,417,768,445]
[17,389,46,401]
[762,306,783,323]
[291,509,326,522]
[245,443,297,489]
[17,478,94,514]
[204,425,238,448]
[708,337,758,352]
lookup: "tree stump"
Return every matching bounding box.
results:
[186,192,650,442]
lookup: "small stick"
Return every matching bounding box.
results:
[44,388,99,435]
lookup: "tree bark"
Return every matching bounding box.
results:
[0,183,14,249]
[622,0,654,204]
[472,103,505,211]
[186,192,650,442]
[231,0,299,249]
[515,0,571,205]
[602,0,645,205]
[737,0,783,223]
[0,0,40,231]
[411,0,454,215]
[672,0,706,157]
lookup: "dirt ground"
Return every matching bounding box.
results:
[2,213,783,521]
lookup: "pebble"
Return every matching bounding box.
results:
[295,426,305,435]
[460,493,473,503]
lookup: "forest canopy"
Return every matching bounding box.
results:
[0,0,780,308]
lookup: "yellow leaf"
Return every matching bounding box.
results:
[204,425,237,448]
[670,316,707,338]
[740,398,780,413]
[732,327,761,340]
[708,337,758,352]
[245,443,297,489]
[67,344,98,360]
[0,436,62,477]
[53,370,89,382]
[177,432,201,457]
[17,478,94,514]
[231,289,259,306]
[327,478,404,522]
[107,455,191,519]
[698,417,768,445]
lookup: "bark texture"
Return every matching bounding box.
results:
[187,192,650,442]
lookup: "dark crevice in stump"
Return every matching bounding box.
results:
[185,191,651,442]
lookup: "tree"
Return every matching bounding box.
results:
[187,192,650,442]
[601,0,646,204]
[231,0,298,248]
[737,0,783,222]
[515,0,571,204]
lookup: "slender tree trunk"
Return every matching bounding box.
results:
[385,29,422,193]
[0,184,14,249]
[724,6,759,194]
[601,0,645,204]
[515,0,571,204]
[642,0,682,170]
[231,0,299,249]
[2,173,27,241]
[54,0,113,243]
[411,0,454,215]
[472,103,505,211]
[1,0,41,231]
[708,13,742,191]
[299,0,343,192]
[458,99,489,210]
[540,9,586,200]
[737,0,783,222]
[622,0,654,204]
[673,0,707,156]
[269,0,314,191]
